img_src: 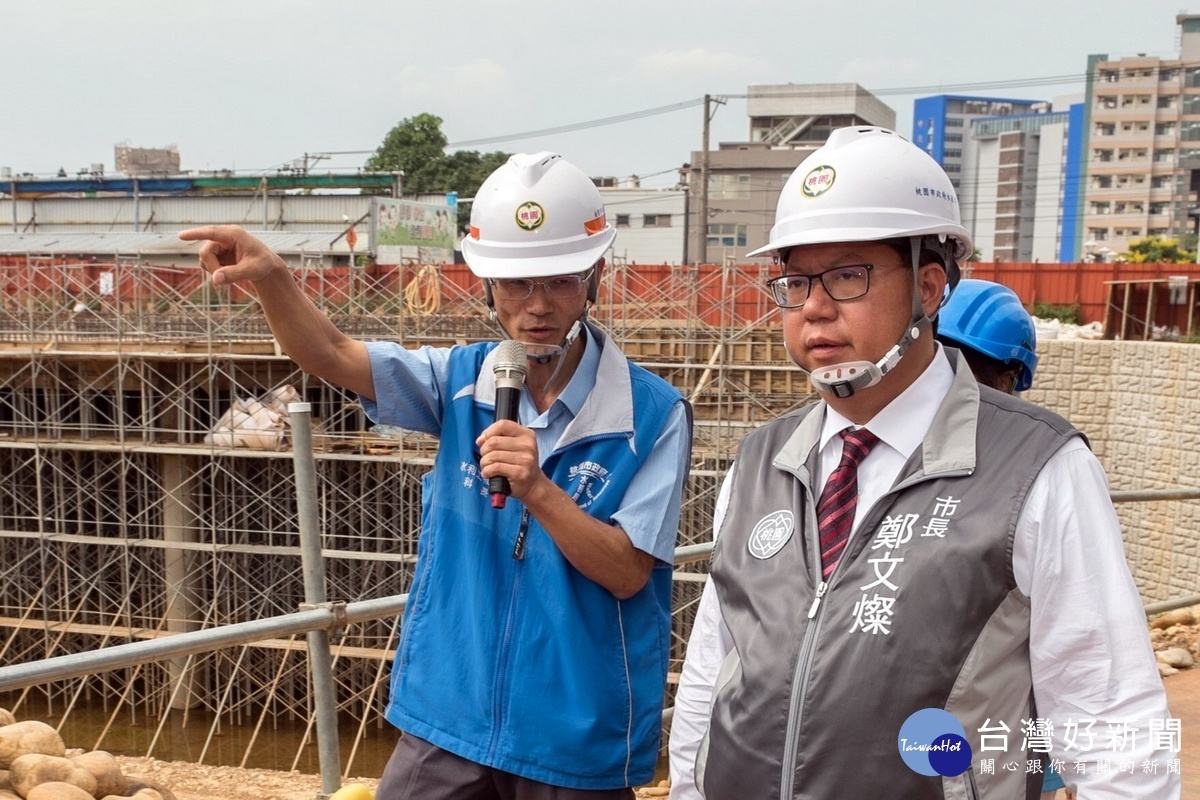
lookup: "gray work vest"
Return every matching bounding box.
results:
[700,358,1082,800]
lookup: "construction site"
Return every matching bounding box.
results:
[0,155,1198,780]
[0,245,819,775]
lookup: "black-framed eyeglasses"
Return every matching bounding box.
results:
[490,269,593,301]
[765,264,880,308]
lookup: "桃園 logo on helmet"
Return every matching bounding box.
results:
[801,165,836,198]
[515,201,545,231]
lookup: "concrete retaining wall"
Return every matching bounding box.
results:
[1027,339,1200,603]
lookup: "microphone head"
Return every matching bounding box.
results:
[493,340,527,379]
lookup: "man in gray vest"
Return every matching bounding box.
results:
[668,127,1177,799]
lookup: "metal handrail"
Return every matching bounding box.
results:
[0,476,1192,792]
[1,487,1192,692]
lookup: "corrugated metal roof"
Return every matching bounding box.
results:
[0,194,374,227]
[0,231,360,256]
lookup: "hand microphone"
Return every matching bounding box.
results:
[489,340,527,509]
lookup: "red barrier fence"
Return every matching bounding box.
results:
[2,255,1199,338]
[966,261,1200,337]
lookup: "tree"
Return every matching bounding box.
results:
[366,114,510,233]
[1120,235,1197,264]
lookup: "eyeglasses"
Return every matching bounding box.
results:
[765,264,889,308]
[490,270,593,301]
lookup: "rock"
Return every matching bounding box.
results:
[9,753,98,797]
[72,750,126,797]
[1158,647,1195,669]
[1159,662,1180,677]
[0,722,66,769]
[1151,608,1195,629]
[26,782,95,800]
[104,790,165,800]
[124,775,179,800]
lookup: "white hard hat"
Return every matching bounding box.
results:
[461,152,616,279]
[748,127,972,262]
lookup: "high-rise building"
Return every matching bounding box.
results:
[958,105,1083,263]
[1077,14,1200,261]
[912,96,1049,191]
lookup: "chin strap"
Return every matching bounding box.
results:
[488,312,588,392]
[806,236,938,400]
[808,317,930,398]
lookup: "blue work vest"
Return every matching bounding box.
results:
[385,338,683,790]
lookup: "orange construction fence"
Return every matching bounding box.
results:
[3,255,1200,337]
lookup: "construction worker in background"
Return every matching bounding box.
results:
[181,151,692,800]
[936,278,1039,396]
[668,127,1176,798]
[936,278,1073,800]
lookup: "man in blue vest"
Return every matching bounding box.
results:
[181,152,692,799]
[668,128,1176,799]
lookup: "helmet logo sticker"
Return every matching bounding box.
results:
[801,165,836,198]
[747,509,795,559]
[515,201,545,231]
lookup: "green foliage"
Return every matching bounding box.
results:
[366,114,510,233]
[1120,235,1197,264]
[366,113,449,184]
[1032,302,1082,325]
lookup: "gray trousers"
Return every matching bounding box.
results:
[375,733,637,800]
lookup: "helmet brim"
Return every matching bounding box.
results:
[462,227,615,279]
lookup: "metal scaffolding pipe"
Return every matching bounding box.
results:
[290,402,341,797]
[0,595,409,693]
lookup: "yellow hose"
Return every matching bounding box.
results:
[403,264,441,315]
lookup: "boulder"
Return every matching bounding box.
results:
[0,722,65,769]
[9,753,97,797]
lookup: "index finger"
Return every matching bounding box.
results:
[178,225,243,244]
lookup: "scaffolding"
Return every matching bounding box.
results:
[0,252,816,772]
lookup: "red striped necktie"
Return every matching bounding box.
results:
[817,427,880,579]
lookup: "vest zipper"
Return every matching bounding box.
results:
[488,531,525,760]
[806,581,828,619]
[964,765,981,799]
[781,574,833,798]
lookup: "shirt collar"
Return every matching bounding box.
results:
[553,323,597,417]
[819,344,955,462]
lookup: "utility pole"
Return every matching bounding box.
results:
[697,94,726,265]
[699,94,711,266]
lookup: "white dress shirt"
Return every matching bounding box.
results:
[668,347,1179,799]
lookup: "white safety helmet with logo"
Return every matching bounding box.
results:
[749,126,973,398]
[461,151,615,365]
[461,151,615,281]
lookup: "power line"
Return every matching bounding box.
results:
[445,98,707,148]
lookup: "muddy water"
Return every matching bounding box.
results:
[2,693,672,784]
[0,692,399,776]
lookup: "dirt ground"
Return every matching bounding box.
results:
[69,609,1200,800]
[114,756,380,800]
[112,757,671,800]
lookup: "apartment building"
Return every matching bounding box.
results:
[683,83,894,263]
[1079,14,1200,261]
[912,96,1049,191]
[958,107,1081,263]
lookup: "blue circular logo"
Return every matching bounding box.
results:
[897,708,973,777]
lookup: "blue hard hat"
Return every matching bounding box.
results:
[939,279,1038,391]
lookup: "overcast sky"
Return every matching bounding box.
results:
[1,1,1190,187]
